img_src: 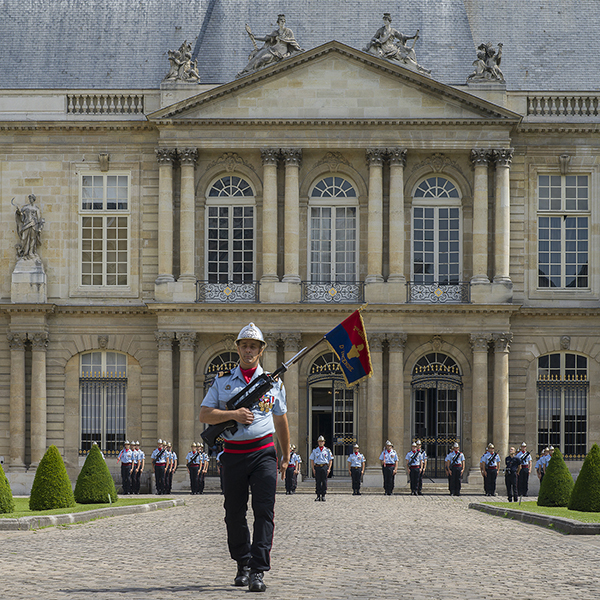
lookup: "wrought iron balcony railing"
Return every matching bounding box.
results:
[407,281,470,304]
[196,280,260,303]
[301,281,365,303]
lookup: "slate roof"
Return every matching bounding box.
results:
[0,0,596,91]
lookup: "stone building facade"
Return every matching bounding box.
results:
[1,1,599,491]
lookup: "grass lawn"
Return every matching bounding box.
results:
[0,496,165,519]
[483,501,600,523]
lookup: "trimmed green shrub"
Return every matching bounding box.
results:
[537,448,574,507]
[568,444,600,512]
[74,444,117,504]
[0,463,15,514]
[29,445,76,511]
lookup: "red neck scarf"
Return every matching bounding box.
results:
[240,367,257,383]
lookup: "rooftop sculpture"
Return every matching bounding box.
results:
[467,42,505,83]
[163,40,201,83]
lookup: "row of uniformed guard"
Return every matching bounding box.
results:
[116,440,145,494]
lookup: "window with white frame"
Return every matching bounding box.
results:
[80,351,127,456]
[537,352,588,458]
[206,176,255,284]
[537,175,589,289]
[80,174,129,286]
[412,177,461,284]
[309,176,358,283]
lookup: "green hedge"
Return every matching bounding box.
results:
[0,463,15,514]
[537,448,574,507]
[75,444,117,504]
[568,444,600,512]
[29,445,76,511]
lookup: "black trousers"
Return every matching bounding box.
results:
[285,466,295,493]
[505,471,518,500]
[154,464,166,493]
[450,466,462,495]
[314,464,328,497]
[517,468,529,496]
[382,465,395,494]
[350,467,362,491]
[165,469,173,493]
[131,468,141,494]
[198,470,206,494]
[485,469,498,495]
[121,464,132,494]
[409,467,420,493]
[222,445,277,573]
[418,469,424,493]
[188,464,199,494]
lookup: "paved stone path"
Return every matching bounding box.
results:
[2,492,600,599]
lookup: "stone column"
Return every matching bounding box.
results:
[8,333,27,470]
[493,332,512,459]
[155,148,177,285]
[493,149,514,283]
[387,333,407,450]
[283,333,302,448]
[365,149,385,283]
[388,148,407,283]
[178,148,198,282]
[155,331,175,443]
[30,332,49,467]
[263,333,279,374]
[470,333,491,480]
[178,332,197,457]
[282,149,302,283]
[261,149,280,282]
[470,149,490,284]
[365,334,384,484]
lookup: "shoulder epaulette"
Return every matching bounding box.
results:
[218,370,231,377]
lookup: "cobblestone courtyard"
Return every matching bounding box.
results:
[2,493,600,600]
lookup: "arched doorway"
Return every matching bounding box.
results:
[411,352,462,477]
[307,352,357,477]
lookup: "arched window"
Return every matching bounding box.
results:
[203,351,239,393]
[537,353,588,458]
[80,351,127,456]
[308,176,358,283]
[205,176,255,284]
[412,176,462,286]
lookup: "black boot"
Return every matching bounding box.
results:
[249,571,266,592]
[234,563,250,587]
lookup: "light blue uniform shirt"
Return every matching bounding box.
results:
[516,450,532,466]
[201,364,287,441]
[186,451,201,465]
[379,449,398,464]
[405,450,421,467]
[132,449,144,464]
[117,448,133,464]
[347,452,366,467]
[289,452,301,467]
[446,451,465,466]
[310,446,333,464]
[151,447,167,463]
[481,451,501,468]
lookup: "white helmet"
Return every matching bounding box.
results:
[236,322,266,346]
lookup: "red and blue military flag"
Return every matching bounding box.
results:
[324,309,372,386]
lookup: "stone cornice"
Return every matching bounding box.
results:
[518,123,600,134]
[0,122,156,132]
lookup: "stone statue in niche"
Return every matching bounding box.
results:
[467,43,505,83]
[364,13,431,75]
[163,41,201,83]
[13,194,45,259]
[237,14,304,78]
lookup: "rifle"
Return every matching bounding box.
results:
[201,344,317,448]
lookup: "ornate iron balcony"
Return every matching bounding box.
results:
[407,281,470,304]
[196,280,260,303]
[301,281,364,303]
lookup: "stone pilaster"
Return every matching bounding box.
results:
[155,331,175,443]
[281,149,302,284]
[177,332,197,457]
[365,333,384,484]
[260,149,280,282]
[492,332,512,459]
[155,148,177,285]
[282,333,302,448]
[387,333,407,450]
[30,332,49,467]
[365,149,385,283]
[470,333,491,473]
[387,148,407,283]
[492,149,513,284]
[470,149,491,284]
[263,333,279,374]
[178,148,198,284]
[8,333,27,470]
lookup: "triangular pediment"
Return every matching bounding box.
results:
[149,41,520,123]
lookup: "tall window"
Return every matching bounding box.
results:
[206,176,254,283]
[80,351,127,455]
[537,175,589,289]
[309,176,358,283]
[412,177,461,284]
[537,353,588,458]
[80,174,129,286]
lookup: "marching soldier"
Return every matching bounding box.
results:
[445,442,465,496]
[416,439,427,495]
[379,440,398,496]
[165,442,177,494]
[291,445,301,493]
[405,441,422,495]
[186,442,201,494]
[131,441,144,494]
[198,442,210,494]
[310,435,333,501]
[347,443,366,495]
[505,447,519,502]
[285,444,299,494]
[116,440,133,495]
[516,442,532,497]
[480,443,501,496]
[151,439,167,494]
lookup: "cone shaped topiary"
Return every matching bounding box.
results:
[75,444,117,504]
[537,448,574,507]
[29,445,76,511]
[568,444,600,512]
[0,463,15,514]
